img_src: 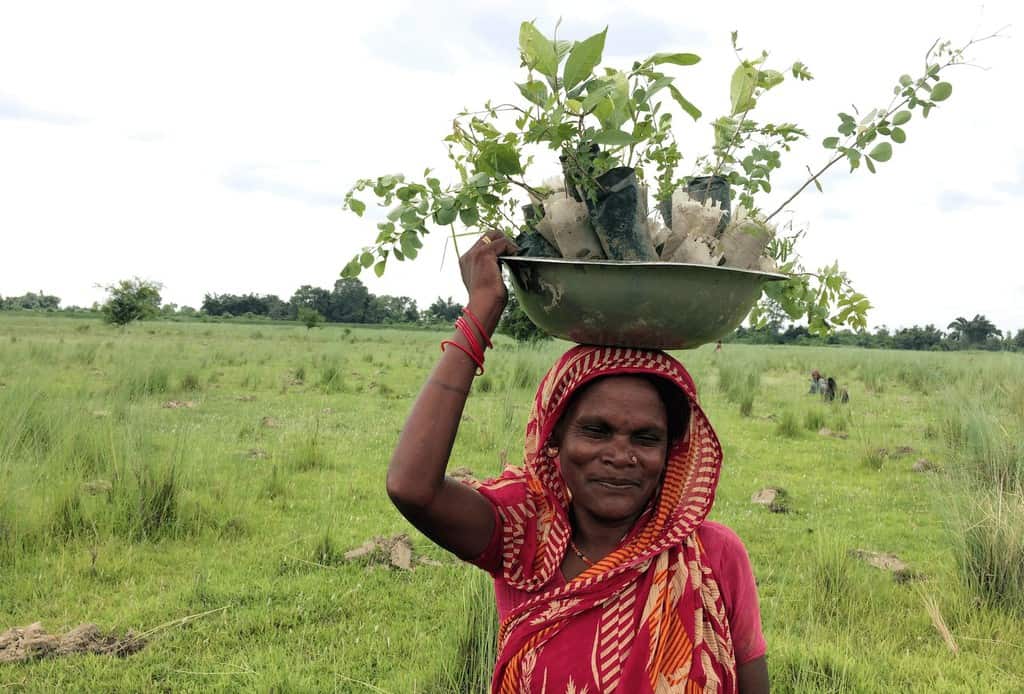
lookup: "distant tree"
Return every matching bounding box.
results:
[373,295,419,324]
[178,305,197,316]
[499,292,550,343]
[947,314,999,347]
[327,278,372,323]
[0,291,61,311]
[1014,329,1024,351]
[427,296,463,323]
[99,278,163,326]
[297,306,324,329]
[893,324,945,351]
[290,285,332,319]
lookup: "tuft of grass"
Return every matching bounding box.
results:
[120,363,170,399]
[179,372,202,392]
[775,410,801,438]
[259,465,287,500]
[738,392,755,418]
[804,407,828,432]
[426,570,497,694]
[291,420,326,472]
[810,540,856,624]
[955,491,1024,616]
[319,363,345,394]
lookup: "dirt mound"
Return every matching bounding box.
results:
[912,458,940,473]
[260,416,279,428]
[0,623,145,664]
[818,427,849,440]
[82,480,112,495]
[850,549,921,583]
[751,487,789,513]
[343,534,442,570]
[246,448,269,461]
[162,400,195,409]
[448,467,477,483]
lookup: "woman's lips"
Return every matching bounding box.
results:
[592,478,640,490]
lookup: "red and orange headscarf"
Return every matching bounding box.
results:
[471,346,737,693]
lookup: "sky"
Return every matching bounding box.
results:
[1,0,1022,333]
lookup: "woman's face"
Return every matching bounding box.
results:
[555,376,670,524]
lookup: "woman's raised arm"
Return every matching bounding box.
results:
[385,231,518,559]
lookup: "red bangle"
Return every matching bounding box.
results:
[441,339,484,375]
[462,307,493,349]
[455,317,484,362]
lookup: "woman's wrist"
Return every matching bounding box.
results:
[465,296,504,337]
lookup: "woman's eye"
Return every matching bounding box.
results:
[581,425,606,436]
[634,433,662,446]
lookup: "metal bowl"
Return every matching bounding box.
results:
[503,257,787,350]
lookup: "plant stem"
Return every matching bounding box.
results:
[764,152,843,223]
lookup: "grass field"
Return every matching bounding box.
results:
[1,314,1022,692]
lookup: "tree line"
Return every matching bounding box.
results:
[730,314,1024,352]
[3,284,1023,351]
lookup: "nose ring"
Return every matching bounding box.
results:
[629,454,638,464]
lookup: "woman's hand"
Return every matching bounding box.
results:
[459,230,518,313]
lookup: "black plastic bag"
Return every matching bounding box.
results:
[586,167,658,261]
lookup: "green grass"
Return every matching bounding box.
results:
[0,314,1022,692]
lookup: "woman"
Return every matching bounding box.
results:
[387,231,768,693]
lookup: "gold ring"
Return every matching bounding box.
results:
[481,236,493,245]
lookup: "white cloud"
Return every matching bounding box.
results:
[1,0,1022,331]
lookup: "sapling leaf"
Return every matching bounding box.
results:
[891,127,906,143]
[563,27,607,91]
[930,81,953,101]
[892,110,912,125]
[374,260,387,278]
[822,136,839,149]
[360,252,374,268]
[868,142,892,162]
[730,64,758,114]
[342,259,361,279]
[643,52,701,67]
[516,80,549,106]
[519,22,558,80]
[864,156,876,174]
[591,129,636,146]
[668,84,701,120]
[348,198,366,216]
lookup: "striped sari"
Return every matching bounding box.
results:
[467,346,737,693]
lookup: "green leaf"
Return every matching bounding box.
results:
[822,136,839,149]
[360,252,374,268]
[373,259,387,278]
[864,156,876,174]
[434,205,458,226]
[756,69,785,90]
[565,98,583,114]
[868,141,893,162]
[890,127,906,144]
[730,64,757,115]
[899,74,913,87]
[643,52,701,67]
[347,198,366,216]
[668,84,701,121]
[474,142,523,177]
[459,206,480,226]
[581,79,616,112]
[516,80,549,106]
[519,22,558,80]
[591,129,636,146]
[930,81,952,101]
[892,110,912,126]
[563,27,607,92]
[341,259,362,279]
[791,61,813,80]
